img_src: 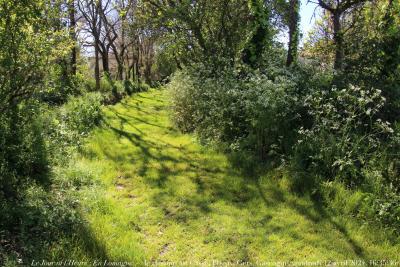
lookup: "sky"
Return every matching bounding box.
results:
[300,0,318,35]
[300,0,319,36]
[275,0,320,47]
[299,0,320,44]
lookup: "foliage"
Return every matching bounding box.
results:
[1,0,400,263]
[0,92,103,264]
[0,0,71,111]
[169,66,256,144]
[169,60,400,232]
[0,156,102,265]
[169,63,305,159]
[152,48,179,80]
[61,92,103,137]
[39,74,87,104]
[242,0,272,67]
[168,71,198,133]
[294,0,400,231]
[0,183,80,264]
[82,75,150,104]
[243,71,301,158]
[294,85,393,183]
[0,104,48,198]
[302,13,335,68]
[38,92,103,165]
[320,168,400,235]
[343,0,400,121]
[145,0,253,65]
[290,84,400,232]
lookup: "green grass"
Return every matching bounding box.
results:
[54,89,399,266]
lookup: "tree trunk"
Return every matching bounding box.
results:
[117,62,124,80]
[68,0,77,76]
[286,0,300,67]
[101,47,110,74]
[94,40,100,90]
[135,62,140,83]
[332,12,343,70]
[144,62,151,84]
[102,55,109,74]
[110,43,124,80]
[242,0,270,67]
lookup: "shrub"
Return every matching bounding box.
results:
[0,170,95,265]
[243,73,303,159]
[37,68,88,105]
[83,76,114,93]
[120,80,150,95]
[169,71,200,133]
[293,85,393,185]
[361,169,400,233]
[38,92,103,165]
[123,80,134,95]
[169,66,304,159]
[83,77,97,92]
[0,104,49,198]
[169,64,400,233]
[0,94,103,265]
[61,92,103,136]
[290,85,400,232]
[134,81,151,93]
[169,67,251,144]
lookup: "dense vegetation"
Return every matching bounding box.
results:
[0,0,399,265]
[168,0,400,234]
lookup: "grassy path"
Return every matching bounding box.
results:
[71,89,399,266]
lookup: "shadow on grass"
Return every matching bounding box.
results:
[99,105,263,222]
[284,194,367,258]
[67,91,372,262]
[73,221,110,262]
[233,151,369,260]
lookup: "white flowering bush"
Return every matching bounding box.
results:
[243,73,302,159]
[294,85,394,184]
[169,66,303,158]
[169,68,248,143]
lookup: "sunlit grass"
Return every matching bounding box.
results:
[59,89,399,266]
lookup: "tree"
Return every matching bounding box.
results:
[77,0,109,90]
[286,0,300,66]
[146,0,252,66]
[68,0,77,76]
[342,0,400,120]
[0,0,69,111]
[0,0,70,196]
[302,11,335,67]
[313,0,368,70]
[242,0,272,67]
[101,0,133,80]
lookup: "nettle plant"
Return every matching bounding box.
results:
[296,85,394,184]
